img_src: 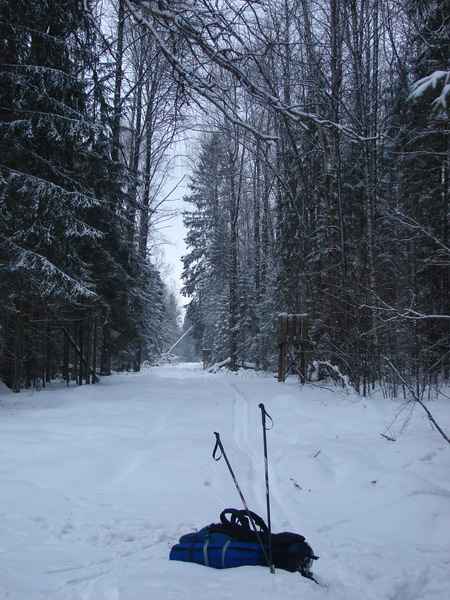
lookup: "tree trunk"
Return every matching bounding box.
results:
[100,323,112,376]
[111,0,125,162]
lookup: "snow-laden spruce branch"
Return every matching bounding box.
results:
[125,0,376,143]
[410,70,450,114]
[5,168,102,212]
[1,236,98,300]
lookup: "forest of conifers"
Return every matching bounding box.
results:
[0,0,448,396]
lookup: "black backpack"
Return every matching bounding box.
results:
[170,508,318,580]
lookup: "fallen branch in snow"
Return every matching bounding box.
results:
[207,357,231,373]
[314,360,351,391]
[236,361,257,370]
[380,433,396,442]
[164,326,194,355]
[384,359,450,445]
[159,353,180,364]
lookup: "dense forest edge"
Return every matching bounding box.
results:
[0,0,449,399]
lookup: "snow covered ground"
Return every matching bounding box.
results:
[1,363,449,600]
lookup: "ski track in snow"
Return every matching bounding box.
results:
[0,364,449,600]
[229,383,261,510]
[229,381,301,531]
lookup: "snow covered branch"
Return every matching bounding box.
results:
[410,70,450,115]
[1,236,98,300]
[207,357,231,373]
[361,294,450,323]
[388,207,450,259]
[125,0,374,143]
[314,361,351,391]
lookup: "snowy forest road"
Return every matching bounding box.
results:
[1,363,449,600]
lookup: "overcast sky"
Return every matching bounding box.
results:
[159,145,190,311]
[163,204,187,300]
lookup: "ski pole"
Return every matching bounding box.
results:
[259,403,275,574]
[212,431,271,569]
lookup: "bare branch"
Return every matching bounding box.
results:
[384,359,450,445]
[125,0,375,143]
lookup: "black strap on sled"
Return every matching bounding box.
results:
[220,508,268,533]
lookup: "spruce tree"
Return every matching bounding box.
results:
[0,0,162,388]
[390,0,450,386]
[0,0,103,388]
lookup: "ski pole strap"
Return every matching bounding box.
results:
[213,432,244,503]
[212,431,223,461]
[220,508,268,532]
[213,433,247,509]
[258,403,273,430]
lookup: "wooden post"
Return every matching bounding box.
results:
[278,344,286,382]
